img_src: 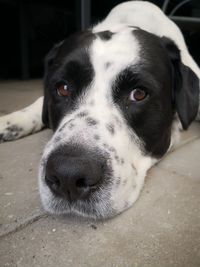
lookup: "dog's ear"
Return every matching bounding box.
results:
[161,37,199,130]
[42,42,63,128]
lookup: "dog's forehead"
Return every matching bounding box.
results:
[91,28,140,77]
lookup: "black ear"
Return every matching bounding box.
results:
[161,37,199,130]
[42,41,63,127]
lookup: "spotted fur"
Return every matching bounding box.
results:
[0,1,199,219]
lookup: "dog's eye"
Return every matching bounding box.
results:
[129,89,147,102]
[56,82,70,97]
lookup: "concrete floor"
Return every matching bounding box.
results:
[0,80,200,267]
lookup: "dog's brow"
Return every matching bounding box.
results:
[112,66,160,95]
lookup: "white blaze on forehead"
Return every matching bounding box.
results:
[90,28,140,87]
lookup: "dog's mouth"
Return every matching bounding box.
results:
[39,169,115,219]
[42,193,116,219]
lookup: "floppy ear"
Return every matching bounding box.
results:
[161,37,199,130]
[42,42,63,127]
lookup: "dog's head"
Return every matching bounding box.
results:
[39,27,199,218]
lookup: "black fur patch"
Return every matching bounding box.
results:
[106,123,115,135]
[105,62,112,69]
[94,134,100,140]
[43,30,95,130]
[131,163,137,175]
[68,123,75,130]
[6,125,23,132]
[120,158,124,165]
[0,124,23,142]
[113,29,176,157]
[86,117,98,126]
[77,111,89,118]
[114,155,119,162]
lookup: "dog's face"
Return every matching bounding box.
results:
[39,27,199,218]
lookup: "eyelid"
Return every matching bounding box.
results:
[54,80,68,87]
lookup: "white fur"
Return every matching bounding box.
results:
[93,1,200,78]
[0,1,199,218]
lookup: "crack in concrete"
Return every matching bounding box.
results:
[162,136,200,158]
[0,212,48,239]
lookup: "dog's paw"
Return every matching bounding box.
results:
[0,115,23,143]
[0,97,44,143]
[0,122,24,143]
[0,110,37,143]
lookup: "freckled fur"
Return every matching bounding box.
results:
[106,123,115,135]
[94,134,100,140]
[0,1,199,219]
[77,111,89,118]
[86,117,98,126]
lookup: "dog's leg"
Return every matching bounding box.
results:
[0,97,44,142]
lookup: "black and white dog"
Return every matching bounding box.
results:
[0,1,200,218]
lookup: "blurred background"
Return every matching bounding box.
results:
[0,0,200,80]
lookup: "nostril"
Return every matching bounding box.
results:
[101,162,106,172]
[76,178,88,188]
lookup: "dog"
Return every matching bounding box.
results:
[0,1,200,219]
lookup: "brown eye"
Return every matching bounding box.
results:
[129,88,147,102]
[56,83,70,97]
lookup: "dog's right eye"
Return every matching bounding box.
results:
[129,88,147,102]
[56,82,71,97]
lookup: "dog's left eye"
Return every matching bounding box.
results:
[129,88,147,102]
[56,82,70,97]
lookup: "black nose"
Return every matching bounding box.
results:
[45,148,104,201]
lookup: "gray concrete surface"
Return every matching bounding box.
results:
[0,80,200,267]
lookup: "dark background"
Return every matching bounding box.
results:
[0,0,200,79]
